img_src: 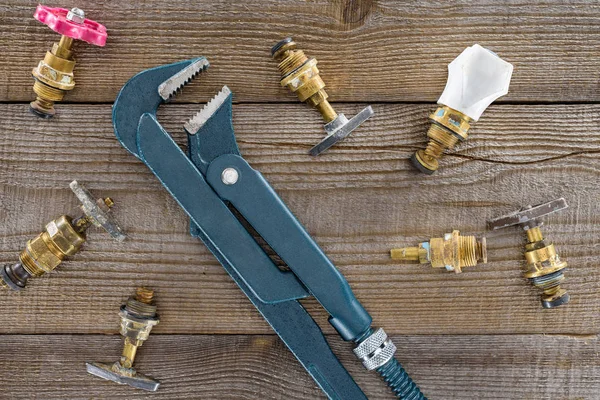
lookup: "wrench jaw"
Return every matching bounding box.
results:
[184,86,240,175]
[113,58,210,159]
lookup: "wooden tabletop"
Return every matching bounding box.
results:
[1,1,599,399]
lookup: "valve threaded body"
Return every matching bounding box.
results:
[411,106,472,174]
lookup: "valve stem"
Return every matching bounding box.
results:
[391,230,487,273]
[271,38,374,156]
[86,287,161,391]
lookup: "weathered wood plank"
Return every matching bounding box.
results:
[0,103,599,335]
[0,334,598,399]
[2,0,600,102]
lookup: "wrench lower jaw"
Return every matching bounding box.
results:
[86,361,160,392]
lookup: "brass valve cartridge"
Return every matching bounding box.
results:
[86,287,161,391]
[271,37,374,156]
[411,44,513,174]
[391,230,487,273]
[488,198,570,309]
[411,106,473,174]
[0,181,125,291]
[30,6,108,118]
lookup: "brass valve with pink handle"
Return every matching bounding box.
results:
[30,5,107,118]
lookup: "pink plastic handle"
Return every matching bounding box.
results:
[34,5,107,46]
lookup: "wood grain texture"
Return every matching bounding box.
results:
[0,333,598,399]
[0,103,598,335]
[2,0,600,103]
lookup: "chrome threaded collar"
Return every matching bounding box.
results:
[353,328,397,371]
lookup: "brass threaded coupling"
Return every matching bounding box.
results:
[411,106,472,175]
[488,198,570,309]
[522,227,569,308]
[271,37,374,156]
[0,181,125,291]
[391,230,487,273]
[30,36,77,118]
[86,287,161,391]
[272,37,337,123]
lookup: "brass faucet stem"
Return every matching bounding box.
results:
[391,230,487,273]
[270,37,375,156]
[1,181,125,291]
[522,226,569,308]
[488,198,570,308]
[411,106,472,175]
[117,288,159,369]
[272,38,338,123]
[86,287,161,391]
[30,34,77,118]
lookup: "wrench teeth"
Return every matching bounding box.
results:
[158,58,209,101]
[184,86,231,135]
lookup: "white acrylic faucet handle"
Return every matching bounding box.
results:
[437,44,513,122]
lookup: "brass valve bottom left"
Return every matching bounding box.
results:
[1,215,85,291]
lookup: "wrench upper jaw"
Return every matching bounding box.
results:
[112,58,210,159]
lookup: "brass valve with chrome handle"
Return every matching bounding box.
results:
[488,198,570,309]
[86,287,161,391]
[271,37,374,156]
[0,180,125,291]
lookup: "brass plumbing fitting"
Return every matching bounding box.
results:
[30,6,108,118]
[391,230,487,273]
[488,198,570,309]
[0,181,125,291]
[411,44,513,174]
[271,37,374,156]
[86,287,161,391]
[411,106,473,174]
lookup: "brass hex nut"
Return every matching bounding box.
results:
[45,216,86,257]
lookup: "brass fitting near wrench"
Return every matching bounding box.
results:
[488,198,570,309]
[86,287,160,391]
[0,181,125,291]
[30,6,107,118]
[271,38,374,156]
[391,230,487,273]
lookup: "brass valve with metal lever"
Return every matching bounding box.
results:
[271,37,374,156]
[86,287,160,391]
[0,181,125,291]
[488,198,570,309]
[391,230,487,273]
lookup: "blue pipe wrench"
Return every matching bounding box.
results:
[112,58,426,400]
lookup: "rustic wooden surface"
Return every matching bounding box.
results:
[1,0,599,399]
